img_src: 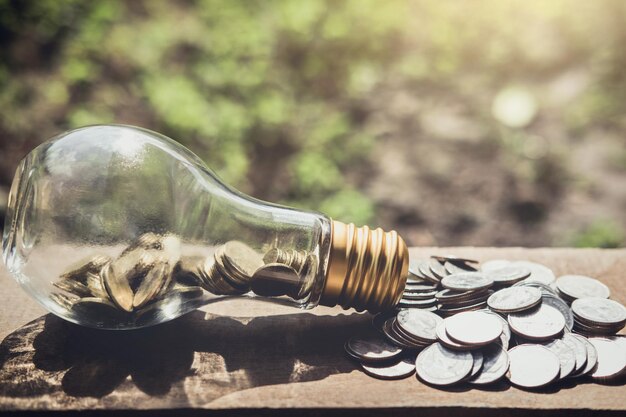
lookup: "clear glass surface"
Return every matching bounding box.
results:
[2,125,332,329]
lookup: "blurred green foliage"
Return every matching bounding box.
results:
[1,0,625,244]
[572,220,624,249]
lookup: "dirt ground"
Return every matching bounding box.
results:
[361,82,626,247]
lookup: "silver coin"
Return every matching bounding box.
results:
[382,317,418,349]
[415,343,473,386]
[481,259,512,273]
[383,317,427,349]
[469,344,510,385]
[444,261,477,275]
[396,309,442,343]
[431,255,479,265]
[441,272,493,292]
[512,261,555,285]
[485,265,531,286]
[556,275,610,300]
[262,247,281,264]
[263,248,309,273]
[438,291,492,308]
[345,336,403,363]
[487,287,542,313]
[571,297,626,327]
[398,298,437,309]
[408,258,425,277]
[132,262,171,309]
[541,294,574,331]
[469,350,484,378]
[215,242,258,289]
[543,339,576,379]
[445,311,503,346]
[392,318,432,347]
[100,261,134,312]
[429,259,448,279]
[406,273,428,284]
[438,301,488,317]
[514,280,558,296]
[506,344,560,389]
[436,320,473,350]
[417,260,441,284]
[576,335,599,376]
[404,283,438,293]
[402,290,438,300]
[588,337,626,381]
[203,254,248,295]
[436,288,489,302]
[173,255,207,287]
[223,240,264,278]
[361,357,416,380]
[508,304,565,341]
[562,333,589,376]
[84,271,109,299]
[482,310,511,350]
[573,320,624,336]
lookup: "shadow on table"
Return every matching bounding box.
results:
[0,309,372,403]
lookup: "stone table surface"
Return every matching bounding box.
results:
[0,247,625,416]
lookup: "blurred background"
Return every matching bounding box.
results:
[0,0,625,248]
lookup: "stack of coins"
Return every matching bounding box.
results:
[50,234,318,324]
[346,254,626,388]
[196,241,264,295]
[407,256,481,312]
[400,281,438,310]
[194,243,316,299]
[196,255,247,296]
[382,309,443,349]
[263,248,310,274]
[51,234,201,321]
[555,275,611,303]
[571,298,626,336]
[408,255,534,316]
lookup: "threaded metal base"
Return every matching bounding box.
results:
[320,220,409,312]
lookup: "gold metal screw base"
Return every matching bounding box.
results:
[320,220,409,312]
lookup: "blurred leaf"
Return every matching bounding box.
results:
[43,80,70,105]
[217,142,249,186]
[143,75,216,137]
[62,58,95,83]
[319,188,375,225]
[571,220,624,249]
[68,107,113,127]
[254,91,291,126]
[291,152,342,194]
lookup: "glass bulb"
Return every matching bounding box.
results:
[2,125,408,329]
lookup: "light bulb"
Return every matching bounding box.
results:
[2,125,408,329]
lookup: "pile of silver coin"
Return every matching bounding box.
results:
[345,255,626,389]
[51,233,314,321]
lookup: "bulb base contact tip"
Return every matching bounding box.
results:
[320,220,409,312]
